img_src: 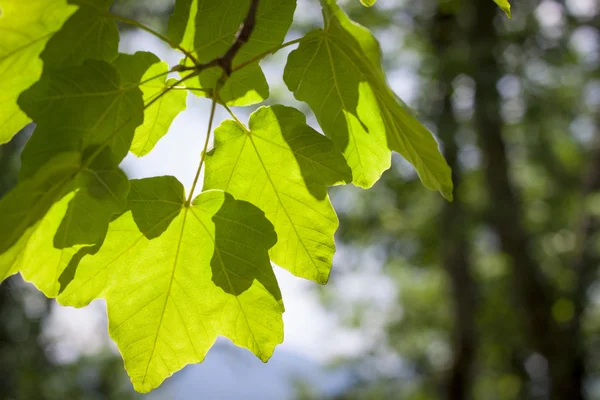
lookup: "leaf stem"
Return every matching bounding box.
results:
[187,98,218,206]
[173,87,211,93]
[41,71,200,220]
[82,71,199,171]
[124,66,178,91]
[109,13,200,66]
[231,37,303,73]
[221,103,248,131]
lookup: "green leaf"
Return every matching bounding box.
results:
[113,52,187,157]
[360,0,377,6]
[199,63,270,107]
[58,177,284,393]
[41,0,119,69]
[54,147,129,248]
[0,192,84,296]
[0,57,149,291]
[0,0,76,144]
[284,0,453,200]
[493,0,511,18]
[0,153,81,276]
[167,0,296,105]
[0,150,129,297]
[18,59,144,179]
[204,105,352,284]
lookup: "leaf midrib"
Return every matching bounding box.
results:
[141,207,189,387]
[245,133,322,276]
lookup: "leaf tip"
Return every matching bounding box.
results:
[440,182,454,202]
[494,0,512,18]
[359,0,377,6]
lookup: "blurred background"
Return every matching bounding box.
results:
[1,0,599,398]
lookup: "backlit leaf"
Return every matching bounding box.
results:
[58,177,284,393]
[18,59,143,179]
[0,0,75,143]
[0,193,82,295]
[493,0,511,18]
[204,105,352,283]
[0,58,147,291]
[360,0,376,6]
[167,0,296,105]
[0,150,129,297]
[54,148,129,248]
[0,153,81,279]
[41,0,119,69]
[113,52,187,157]
[284,0,453,199]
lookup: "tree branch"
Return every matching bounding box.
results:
[174,0,261,78]
[218,0,260,76]
[181,0,261,204]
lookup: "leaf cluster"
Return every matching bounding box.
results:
[0,0,508,392]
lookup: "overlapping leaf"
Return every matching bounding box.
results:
[0,58,147,294]
[167,0,296,105]
[204,105,352,283]
[58,177,284,393]
[0,161,128,298]
[114,52,187,157]
[284,0,452,199]
[1,192,86,297]
[0,0,464,395]
[0,150,127,298]
[0,153,81,282]
[0,0,75,143]
[41,0,118,69]
[18,59,142,179]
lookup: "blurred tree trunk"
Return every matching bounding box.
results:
[566,134,600,399]
[439,78,477,400]
[465,0,596,398]
[468,0,556,362]
[429,8,478,400]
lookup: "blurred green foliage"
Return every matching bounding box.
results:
[303,0,600,399]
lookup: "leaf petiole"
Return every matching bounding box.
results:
[125,67,177,91]
[231,37,303,73]
[109,13,200,66]
[221,102,248,131]
[186,98,218,206]
[82,71,200,173]
[172,87,211,93]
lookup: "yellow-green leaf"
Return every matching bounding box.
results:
[204,105,352,283]
[58,177,284,393]
[114,52,187,157]
[284,0,453,200]
[0,0,76,144]
[494,0,511,18]
[41,0,119,69]
[167,0,296,105]
[18,59,143,180]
